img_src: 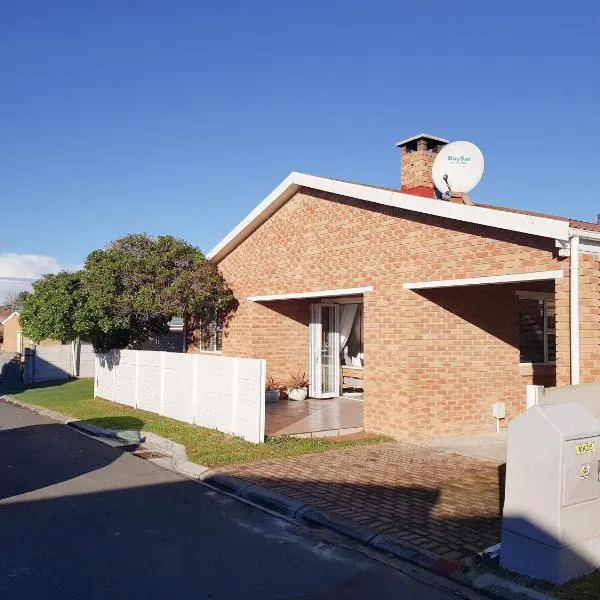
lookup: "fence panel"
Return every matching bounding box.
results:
[77,343,96,378]
[30,345,74,382]
[0,351,21,387]
[95,349,266,443]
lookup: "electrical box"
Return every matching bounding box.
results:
[501,403,600,583]
[492,402,506,420]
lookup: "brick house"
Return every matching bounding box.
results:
[191,134,600,440]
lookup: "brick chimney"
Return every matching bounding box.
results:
[396,133,449,198]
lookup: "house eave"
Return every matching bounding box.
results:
[207,172,570,264]
[1,311,19,325]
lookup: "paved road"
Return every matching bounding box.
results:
[0,401,482,599]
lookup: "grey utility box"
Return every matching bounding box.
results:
[501,403,600,583]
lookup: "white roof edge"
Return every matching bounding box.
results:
[403,270,564,290]
[395,133,450,147]
[570,227,600,241]
[207,172,570,263]
[248,286,374,302]
[1,311,20,325]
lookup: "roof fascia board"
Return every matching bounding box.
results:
[568,228,600,255]
[1,311,19,325]
[248,286,374,302]
[207,174,300,263]
[207,173,570,263]
[403,269,564,290]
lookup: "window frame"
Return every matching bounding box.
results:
[198,314,223,354]
[516,291,556,366]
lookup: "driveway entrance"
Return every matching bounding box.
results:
[222,439,505,561]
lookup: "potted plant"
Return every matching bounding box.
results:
[287,371,309,401]
[265,375,281,404]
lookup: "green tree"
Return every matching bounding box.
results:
[20,234,237,353]
[20,271,86,343]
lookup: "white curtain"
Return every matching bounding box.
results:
[339,304,359,355]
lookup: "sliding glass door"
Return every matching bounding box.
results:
[309,304,340,398]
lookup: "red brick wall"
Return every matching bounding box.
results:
[206,187,596,439]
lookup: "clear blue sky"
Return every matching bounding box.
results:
[2,1,599,288]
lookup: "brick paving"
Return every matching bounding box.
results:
[220,441,505,561]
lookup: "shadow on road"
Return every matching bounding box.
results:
[0,417,142,500]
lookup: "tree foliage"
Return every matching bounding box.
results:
[20,234,237,353]
[19,272,85,343]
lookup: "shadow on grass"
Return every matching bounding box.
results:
[77,415,145,432]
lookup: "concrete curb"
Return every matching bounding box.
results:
[470,573,557,600]
[0,394,557,600]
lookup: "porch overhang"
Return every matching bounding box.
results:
[248,286,374,302]
[402,269,564,290]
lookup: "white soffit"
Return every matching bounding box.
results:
[403,270,564,290]
[207,172,570,263]
[248,286,374,302]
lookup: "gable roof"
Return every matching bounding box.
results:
[1,311,20,326]
[207,172,580,263]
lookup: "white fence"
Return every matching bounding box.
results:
[95,350,266,443]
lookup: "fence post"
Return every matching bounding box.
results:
[526,384,544,409]
[191,355,199,425]
[94,354,98,397]
[158,352,166,416]
[112,350,117,402]
[230,357,239,435]
[258,359,266,443]
[134,351,140,409]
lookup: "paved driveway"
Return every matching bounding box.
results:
[419,431,507,464]
[0,401,484,600]
[222,440,505,560]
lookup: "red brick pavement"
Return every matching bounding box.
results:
[220,441,504,561]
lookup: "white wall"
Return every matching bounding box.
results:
[78,343,96,378]
[30,344,74,382]
[94,350,266,443]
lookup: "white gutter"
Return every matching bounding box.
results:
[570,234,580,385]
[248,286,374,302]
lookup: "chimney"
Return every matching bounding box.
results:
[396,133,449,198]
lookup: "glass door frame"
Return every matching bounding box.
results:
[309,303,340,398]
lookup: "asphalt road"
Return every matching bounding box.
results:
[0,401,482,599]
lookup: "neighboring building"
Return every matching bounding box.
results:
[0,312,60,353]
[140,317,186,352]
[196,133,600,440]
[0,308,13,348]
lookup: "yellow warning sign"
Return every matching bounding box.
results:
[576,442,596,455]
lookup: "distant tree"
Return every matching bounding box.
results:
[2,289,28,312]
[20,234,237,353]
[19,272,86,343]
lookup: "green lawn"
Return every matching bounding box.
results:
[3,379,388,467]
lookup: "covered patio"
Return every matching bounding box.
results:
[399,268,565,436]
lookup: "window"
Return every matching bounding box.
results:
[518,293,555,364]
[199,316,222,352]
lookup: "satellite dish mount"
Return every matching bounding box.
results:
[432,141,485,202]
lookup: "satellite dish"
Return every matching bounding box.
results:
[432,141,484,195]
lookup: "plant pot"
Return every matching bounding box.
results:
[265,389,280,404]
[287,387,308,401]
